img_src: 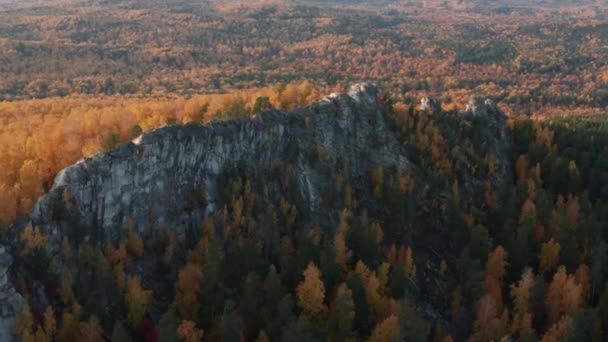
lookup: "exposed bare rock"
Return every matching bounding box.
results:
[465,97,499,117]
[420,96,441,112]
[29,83,410,252]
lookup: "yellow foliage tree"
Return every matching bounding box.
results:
[510,270,535,336]
[334,231,352,271]
[545,266,582,325]
[365,273,383,314]
[125,276,153,326]
[539,239,560,274]
[175,263,203,321]
[0,184,17,226]
[177,320,204,342]
[296,262,326,318]
[483,246,508,312]
[541,315,572,342]
[17,159,43,215]
[57,302,83,341]
[519,199,537,226]
[368,315,399,342]
[574,264,591,303]
[471,294,509,342]
[78,316,104,342]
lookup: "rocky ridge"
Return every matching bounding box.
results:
[0,84,511,341]
[29,83,410,249]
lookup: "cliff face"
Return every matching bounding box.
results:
[30,84,409,249]
[1,84,512,341]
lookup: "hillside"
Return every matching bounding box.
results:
[1,0,608,340]
[0,83,507,340]
[2,84,607,340]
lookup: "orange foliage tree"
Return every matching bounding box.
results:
[175,263,203,321]
[296,262,326,318]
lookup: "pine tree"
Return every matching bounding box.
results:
[545,266,582,325]
[471,294,509,342]
[125,276,153,326]
[369,315,399,342]
[79,316,104,342]
[541,315,572,342]
[483,246,508,312]
[177,321,204,342]
[510,270,535,336]
[539,239,560,274]
[404,246,416,279]
[334,211,352,271]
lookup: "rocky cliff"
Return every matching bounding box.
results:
[1,84,512,341]
[30,83,410,249]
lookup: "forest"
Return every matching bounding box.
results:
[2,0,608,341]
[0,0,607,118]
[3,86,608,341]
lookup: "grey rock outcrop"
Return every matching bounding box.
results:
[465,97,485,115]
[29,83,410,251]
[464,97,499,117]
[461,96,511,189]
[420,96,441,112]
[0,246,23,342]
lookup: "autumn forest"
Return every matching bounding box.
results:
[2,0,608,341]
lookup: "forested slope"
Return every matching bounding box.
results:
[3,84,607,341]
